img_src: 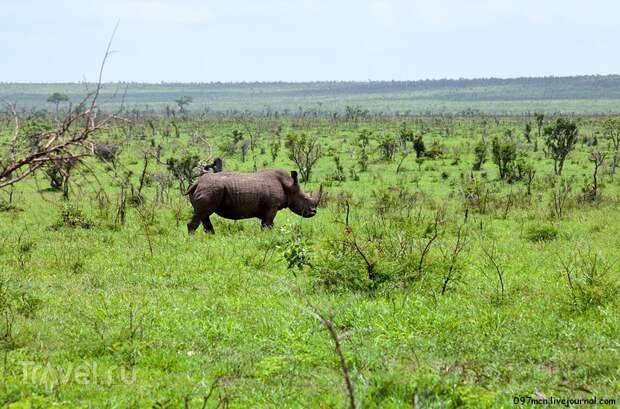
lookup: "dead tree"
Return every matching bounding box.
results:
[0,30,118,190]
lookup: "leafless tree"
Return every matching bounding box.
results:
[0,27,119,190]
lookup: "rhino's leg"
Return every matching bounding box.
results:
[260,209,277,229]
[188,188,223,235]
[187,213,203,235]
[202,216,215,234]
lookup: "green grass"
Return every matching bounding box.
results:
[1,116,619,408]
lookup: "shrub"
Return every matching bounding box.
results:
[312,246,377,292]
[472,139,487,171]
[285,132,322,182]
[525,225,558,242]
[55,203,94,229]
[94,142,121,166]
[329,155,346,182]
[460,176,497,214]
[561,251,616,311]
[282,234,312,272]
[378,133,398,161]
[491,136,517,180]
[413,134,426,158]
[425,140,443,159]
[166,153,201,190]
[356,129,372,172]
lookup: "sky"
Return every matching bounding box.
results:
[0,0,618,83]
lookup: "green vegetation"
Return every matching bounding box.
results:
[1,110,619,407]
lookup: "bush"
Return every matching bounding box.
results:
[166,153,201,190]
[312,248,377,292]
[425,140,444,159]
[378,133,398,161]
[282,234,312,272]
[94,142,121,166]
[472,139,487,171]
[329,155,346,182]
[356,129,372,172]
[525,225,558,242]
[55,203,94,229]
[562,251,616,311]
[413,134,426,158]
[491,136,517,180]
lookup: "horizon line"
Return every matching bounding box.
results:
[2,73,620,86]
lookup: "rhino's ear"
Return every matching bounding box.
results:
[213,158,223,173]
[290,170,299,185]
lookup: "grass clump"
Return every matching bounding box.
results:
[525,224,558,242]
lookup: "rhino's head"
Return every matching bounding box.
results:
[287,171,322,218]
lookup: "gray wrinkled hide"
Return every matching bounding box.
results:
[185,169,317,234]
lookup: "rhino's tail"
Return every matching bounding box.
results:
[184,182,198,197]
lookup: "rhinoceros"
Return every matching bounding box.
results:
[184,169,321,234]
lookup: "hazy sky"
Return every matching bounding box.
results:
[1,0,618,82]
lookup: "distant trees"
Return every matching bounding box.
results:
[47,92,70,117]
[544,118,578,175]
[344,105,369,122]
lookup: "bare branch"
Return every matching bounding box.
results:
[0,26,120,190]
[309,306,357,409]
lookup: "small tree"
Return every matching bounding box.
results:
[524,122,532,144]
[602,118,620,175]
[398,123,414,149]
[47,92,69,117]
[413,134,426,158]
[534,112,545,152]
[377,133,398,161]
[472,139,487,171]
[269,136,281,163]
[285,132,322,182]
[544,118,578,176]
[583,151,606,201]
[491,136,517,180]
[174,96,193,113]
[166,153,201,191]
[356,129,372,172]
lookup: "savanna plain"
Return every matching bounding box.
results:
[0,99,619,408]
